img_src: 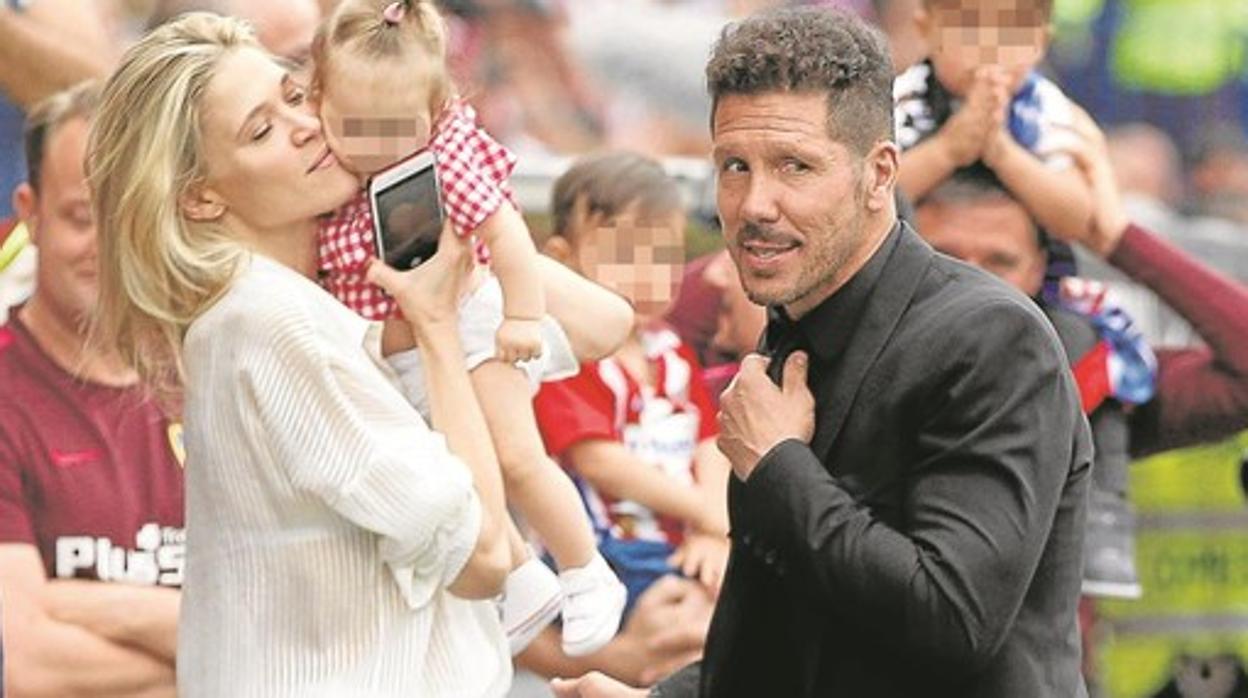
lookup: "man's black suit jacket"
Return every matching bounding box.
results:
[656,223,1093,697]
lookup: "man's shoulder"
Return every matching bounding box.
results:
[1041,303,1099,361]
[921,252,1042,316]
[904,253,1059,353]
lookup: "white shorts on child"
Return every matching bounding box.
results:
[386,272,579,419]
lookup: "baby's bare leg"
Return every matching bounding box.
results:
[470,359,596,570]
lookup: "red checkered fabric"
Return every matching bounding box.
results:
[317,100,518,320]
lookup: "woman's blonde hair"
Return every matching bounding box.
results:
[88,12,260,399]
[311,0,454,111]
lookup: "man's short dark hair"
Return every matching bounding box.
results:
[23,81,101,193]
[705,7,895,154]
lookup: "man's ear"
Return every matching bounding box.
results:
[863,140,900,214]
[12,183,38,245]
[178,182,226,222]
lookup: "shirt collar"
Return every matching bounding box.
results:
[765,221,903,363]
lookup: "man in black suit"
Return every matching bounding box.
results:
[553,7,1092,698]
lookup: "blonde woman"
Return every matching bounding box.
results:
[88,14,521,697]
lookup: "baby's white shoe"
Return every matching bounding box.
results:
[558,552,627,657]
[499,556,564,656]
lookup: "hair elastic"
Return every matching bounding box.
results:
[382,1,405,25]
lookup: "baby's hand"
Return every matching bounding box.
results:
[939,66,1010,167]
[668,532,729,595]
[496,317,544,364]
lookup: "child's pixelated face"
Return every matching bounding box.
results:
[919,0,1050,97]
[571,203,687,322]
[316,53,435,177]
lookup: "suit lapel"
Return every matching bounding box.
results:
[808,225,933,462]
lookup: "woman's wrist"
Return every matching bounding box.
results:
[406,319,460,355]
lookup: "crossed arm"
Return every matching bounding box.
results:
[0,545,177,698]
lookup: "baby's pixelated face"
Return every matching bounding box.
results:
[920,0,1050,97]
[573,206,687,321]
[315,54,434,177]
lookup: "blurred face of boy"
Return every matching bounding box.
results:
[703,250,767,359]
[918,0,1050,96]
[569,202,687,322]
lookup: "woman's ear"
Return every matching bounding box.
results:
[179,182,226,222]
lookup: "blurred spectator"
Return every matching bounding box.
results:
[665,249,766,401]
[0,82,183,698]
[1074,122,1248,348]
[1185,122,1248,225]
[869,0,926,73]
[701,250,765,363]
[1106,122,1185,214]
[0,0,119,218]
[536,151,731,611]
[562,1,724,156]
[663,253,723,369]
[914,116,1248,600]
[147,0,321,66]
[441,0,606,155]
[895,0,1094,247]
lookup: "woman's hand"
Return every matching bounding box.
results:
[366,220,473,340]
[1059,106,1131,257]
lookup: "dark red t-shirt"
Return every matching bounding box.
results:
[0,309,185,586]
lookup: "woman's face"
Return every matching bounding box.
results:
[196,47,358,234]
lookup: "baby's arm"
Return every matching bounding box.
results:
[897,136,965,203]
[897,67,1010,201]
[537,255,634,362]
[476,204,546,363]
[983,131,1094,242]
[566,440,724,536]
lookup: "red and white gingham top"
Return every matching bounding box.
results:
[318,100,518,320]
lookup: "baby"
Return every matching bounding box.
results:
[310,0,626,656]
[895,0,1093,245]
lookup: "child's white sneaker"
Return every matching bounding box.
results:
[558,552,626,657]
[499,556,564,656]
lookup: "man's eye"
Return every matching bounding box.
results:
[781,159,810,174]
[721,158,748,174]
